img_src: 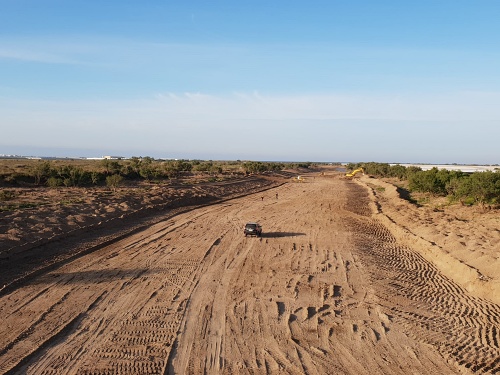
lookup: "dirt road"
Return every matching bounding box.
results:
[1,175,499,374]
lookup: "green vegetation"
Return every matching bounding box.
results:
[0,189,16,201]
[0,158,300,189]
[242,161,287,173]
[106,174,124,191]
[347,162,500,207]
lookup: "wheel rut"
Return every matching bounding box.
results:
[343,181,500,374]
[0,176,484,374]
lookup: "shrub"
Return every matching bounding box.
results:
[408,168,447,195]
[4,174,19,185]
[90,171,102,185]
[389,164,407,180]
[101,159,122,175]
[54,165,90,187]
[106,174,124,191]
[467,171,500,205]
[0,189,16,201]
[31,161,51,185]
[47,177,63,187]
[462,196,476,206]
[242,161,285,173]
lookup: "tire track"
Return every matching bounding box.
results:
[0,175,466,374]
[2,291,107,375]
[343,182,500,374]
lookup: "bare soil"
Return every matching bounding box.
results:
[0,169,499,374]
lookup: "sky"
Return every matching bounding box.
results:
[1,1,499,163]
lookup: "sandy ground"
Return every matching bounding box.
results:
[0,170,499,374]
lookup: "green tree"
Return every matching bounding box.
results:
[242,162,267,173]
[139,157,155,180]
[90,171,102,185]
[405,166,422,180]
[129,157,142,176]
[46,176,63,187]
[468,171,500,205]
[101,159,121,175]
[106,174,124,191]
[55,165,89,187]
[31,161,51,185]
[408,168,446,195]
[389,164,407,180]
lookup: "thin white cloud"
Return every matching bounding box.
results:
[152,91,500,122]
[0,47,77,64]
[2,91,500,126]
[1,91,499,163]
[0,36,243,67]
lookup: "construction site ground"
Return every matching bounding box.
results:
[0,170,499,374]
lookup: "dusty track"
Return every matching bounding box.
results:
[0,175,498,374]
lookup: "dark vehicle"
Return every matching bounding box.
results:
[244,222,262,237]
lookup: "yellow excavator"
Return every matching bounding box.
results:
[344,167,364,179]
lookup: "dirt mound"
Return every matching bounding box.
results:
[0,176,282,291]
[360,177,500,305]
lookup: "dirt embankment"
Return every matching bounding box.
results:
[359,177,500,305]
[0,175,286,291]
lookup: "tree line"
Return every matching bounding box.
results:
[1,158,307,189]
[347,162,500,206]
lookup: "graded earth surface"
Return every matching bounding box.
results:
[0,169,499,374]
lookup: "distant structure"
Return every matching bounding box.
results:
[0,154,24,159]
[0,154,128,160]
[392,164,499,173]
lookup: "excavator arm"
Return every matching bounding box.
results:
[345,167,364,179]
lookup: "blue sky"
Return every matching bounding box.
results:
[1,1,499,163]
